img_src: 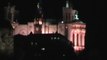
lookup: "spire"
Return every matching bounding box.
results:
[37,2,40,9]
[37,0,42,10]
[66,0,69,8]
[65,0,73,8]
[36,1,43,18]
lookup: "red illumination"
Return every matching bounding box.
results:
[70,24,86,52]
[78,34,81,46]
[70,33,73,42]
[74,33,77,46]
[39,20,42,25]
[82,34,85,46]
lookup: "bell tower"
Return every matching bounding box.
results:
[69,11,86,52]
[34,1,43,34]
[62,0,76,38]
[63,0,73,22]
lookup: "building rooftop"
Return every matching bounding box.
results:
[14,33,77,59]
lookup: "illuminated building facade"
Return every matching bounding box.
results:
[68,21,86,52]
[5,1,86,52]
[61,1,86,52]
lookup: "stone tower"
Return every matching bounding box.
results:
[63,0,73,22]
[62,0,86,52]
[34,1,43,34]
[68,11,86,52]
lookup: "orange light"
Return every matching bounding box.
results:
[39,20,42,25]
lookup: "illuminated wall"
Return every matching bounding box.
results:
[68,22,86,52]
[42,23,58,34]
[11,20,86,52]
[13,22,35,35]
[42,23,49,34]
[28,22,35,34]
[58,23,65,36]
[12,21,58,35]
[14,25,28,35]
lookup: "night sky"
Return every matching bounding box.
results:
[0,0,105,57]
[0,0,96,22]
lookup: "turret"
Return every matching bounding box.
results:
[70,11,86,52]
[63,0,73,22]
[34,1,44,34]
[66,0,70,8]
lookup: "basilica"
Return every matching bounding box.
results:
[5,1,86,52]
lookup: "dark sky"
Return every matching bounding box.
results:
[0,0,95,22]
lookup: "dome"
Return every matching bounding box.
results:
[71,19,85,25]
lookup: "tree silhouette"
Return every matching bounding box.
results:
[0,29,13,55]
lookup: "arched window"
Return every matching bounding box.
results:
[77,34,79,46]
[72,33,75,46]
